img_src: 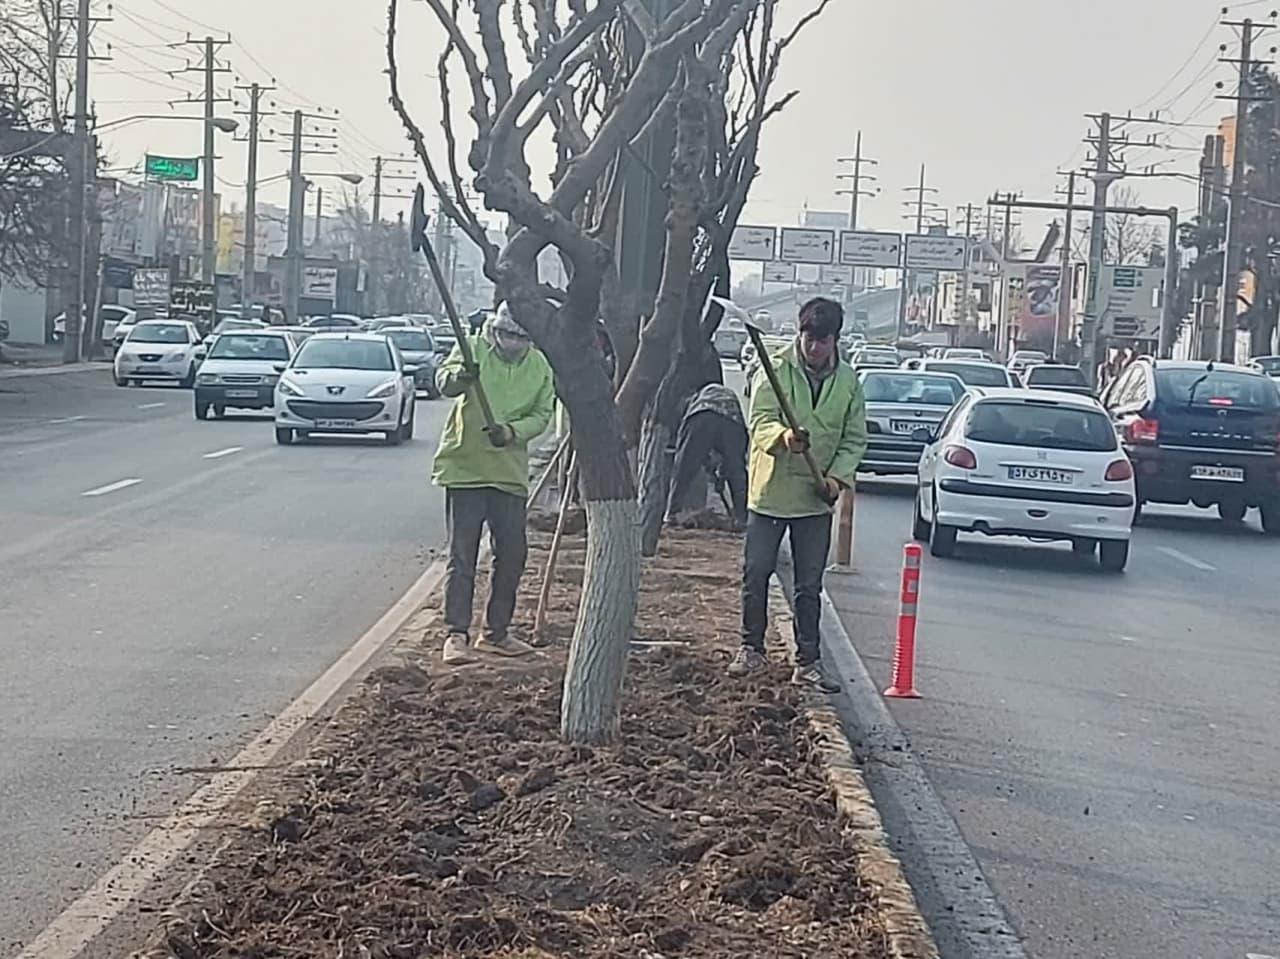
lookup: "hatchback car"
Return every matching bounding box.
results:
[850,345,901,368]
[274,333,417,445]
[1023,363,1093,397]
[915,389,1136,570]
[113,320,204,387]
[1103,359,1280,531]
[859,370,966,475]
[194,329,294,419]
[382,326,439,397]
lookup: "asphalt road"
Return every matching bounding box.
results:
[831,476,1280,959]
[0,368,451,953]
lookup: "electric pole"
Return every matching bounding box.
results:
[1080,112,1122,385]
[1216,14,1275,361]
[366,156,415,315]
[835,131,878,230]
[281,109,339,321]
[956,203,974,326]
[235,81,273,319]
[1197,133,1227,358]
[65,0,92,363]
[314,186,323,246]
[372,156,383,227]
[1057,171,1078,359]
[176,36,232,286]
[897,164,936,337]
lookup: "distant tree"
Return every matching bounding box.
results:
[325,196,433,315]
[1105,186,1160,267]
[0,80,69,285]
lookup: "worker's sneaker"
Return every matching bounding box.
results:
[791,662,840,694]
[442,632,475,665]
[727,646,768,676]
[474,633,535,658]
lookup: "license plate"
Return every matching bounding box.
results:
[1191,464,1245,481]
[1008,466,1074,484]
[316,418,357,429]
[225,389,258,398]
[135,366,162,374]
[890,419,925,435]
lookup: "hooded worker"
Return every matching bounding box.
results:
[433,301,555,665]
[732,296,867,693]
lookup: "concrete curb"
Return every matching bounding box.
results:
[0,361,105,380]
[768,583,939,959]
[815,584,1030,959]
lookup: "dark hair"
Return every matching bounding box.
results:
[798,297,843,340]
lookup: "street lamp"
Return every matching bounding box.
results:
[94,113,238,133]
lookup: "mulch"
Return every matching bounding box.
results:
[154,528,889,958]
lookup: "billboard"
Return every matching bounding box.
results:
[132,268,171,308]
[303,265,339,302]
[1018,265,1060,344]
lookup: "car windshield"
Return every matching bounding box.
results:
[128,323,189,344]
[1254,356,1280,373]
[1026,366,1088,387]
[966,400,1116,451]
[293,339,393,371]
[929,362,1008,387]
[209,334,290,361]
[387,330,433,352]
[862,373,963,405]
[1156,368,1280,410]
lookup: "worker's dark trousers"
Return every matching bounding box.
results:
[444,486,528,639]
[741,511,830,666]
[667,411,748,521]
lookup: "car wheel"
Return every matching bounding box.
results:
[1261,500,1280,536]
[1099,539,1129,572]
[194,400,209,420]
[929,490,957,558]
[400,409,415,442]
[274,427,294,446]
[1218,497,1247,523]
[385,427,403,446]
[113,373,128,387]
[212,404,225,418]
[129,378,142,387]
[911,492,931,543]
[1072,538,1098,558]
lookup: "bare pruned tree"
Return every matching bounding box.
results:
[1105,185,1161,267]
[387,0,828,743]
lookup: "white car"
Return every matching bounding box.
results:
[1008,349,1049,376]
[194,329,295,419]
[113,319,204,387]
[914,388,1135,571]
[943,347,990,361]
[274,333,417,445]
[53,305,136,346]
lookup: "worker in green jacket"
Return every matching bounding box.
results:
[730,297,867,692]
[433,303,555,665]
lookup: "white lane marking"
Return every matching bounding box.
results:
[1246,952,1278,958]
[137,402,166,410]
[48,415,88,425]
[80,478,141,498]
[17,557,449,959]
[1156,546,1217,572]
[202,446,243,460]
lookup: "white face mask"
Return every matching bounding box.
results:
[490,327,530,362]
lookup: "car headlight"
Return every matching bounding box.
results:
[117,351,135,363]
[167,351,187,363]
[277,378,305,397]
[366,380,399,399]
[264,373,279,385]
[197,373,219,385]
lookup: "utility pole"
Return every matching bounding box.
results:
[1081,112,1121,385]
[1217,14,1275,362]
[1197,134,1227,358]
[1057,172,1077,359]
[176,36,231,287]
[372,156,383,227]
[235,81,272,319]
[956,203,974,325]
[281,109,339,320]
[65,0,92,363]
[366,156,416,315]
[314,186,323,246]
[835,131,878,230]
[897,164,936,337]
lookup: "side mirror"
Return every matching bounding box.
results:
[273,363,287,374]
[403,364,419,376]
[194,350,206,361]
[911,426,935,443]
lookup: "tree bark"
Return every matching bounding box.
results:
[637,412,672,556]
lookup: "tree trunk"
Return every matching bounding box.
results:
[637,410,672,556]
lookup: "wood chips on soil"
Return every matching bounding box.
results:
[154,528,889,958]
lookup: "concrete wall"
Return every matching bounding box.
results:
[0,277,52,344]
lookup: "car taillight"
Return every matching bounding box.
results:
[944,445,977,469]
[1105,458,1134,482]
[1124,417,1159,445]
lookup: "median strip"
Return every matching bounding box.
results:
[80,478,142,497]
[202,446,243,460]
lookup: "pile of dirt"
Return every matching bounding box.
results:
[155,529,888,958]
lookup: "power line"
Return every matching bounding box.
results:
[1131,12,1221,111]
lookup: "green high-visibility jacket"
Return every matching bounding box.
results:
[748,344,868,518]
[432,334,555,497]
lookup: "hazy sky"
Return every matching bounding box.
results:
[94,0,1257,243]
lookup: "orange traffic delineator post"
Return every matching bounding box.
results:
[884,543,923,699]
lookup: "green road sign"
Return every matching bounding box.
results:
[145,154,199,181]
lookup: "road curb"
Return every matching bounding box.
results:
[0,361,106,380]
[769,584,939,959]
[815,584,1030,959]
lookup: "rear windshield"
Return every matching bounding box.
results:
[293,339,393,371]
[966,401,1117,451]
[1026,366,1088,387]
[1255,356,1280,373]
[862,373,963,406]
[387,330,433,352]
[209,334,290,361]
[929,362,1009,387]
[129,324,189,344]
[1156,369,1279,410]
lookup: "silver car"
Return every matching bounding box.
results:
[381,327,440,397]
[858,369,966,475]
[274,333,417,445]
[194,329,295,419]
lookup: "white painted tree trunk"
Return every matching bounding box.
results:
[560,497,640,745]
[637,416,672,557]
